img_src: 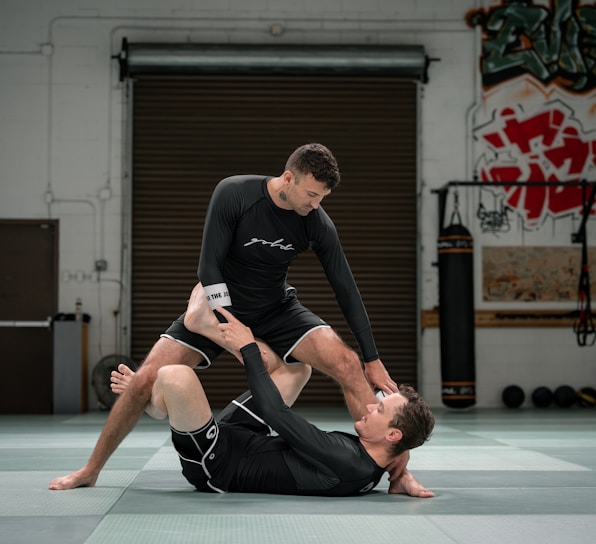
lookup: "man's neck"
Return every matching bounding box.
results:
[360,439,392,469]
[267,176,289,210]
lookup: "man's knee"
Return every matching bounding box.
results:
[298,363,312,381]
[155,365,196,392]
[135,338,202,391]
[315,341,362,381]
[279,362,312,384]
[332,348,363,379]
[294,328,363,380]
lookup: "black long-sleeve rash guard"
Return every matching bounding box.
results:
[235,342,385,496]
[197,175,379,362]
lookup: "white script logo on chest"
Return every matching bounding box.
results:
[243,238,295,251]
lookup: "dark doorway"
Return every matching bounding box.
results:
[0,220,58,413]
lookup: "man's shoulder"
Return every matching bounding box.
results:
[219,174,269,187]
[211,174,268,201]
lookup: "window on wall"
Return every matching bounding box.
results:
[130,74,419,407]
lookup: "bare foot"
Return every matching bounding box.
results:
[49,467,98,490]
[388,468,434,498]
[183,283,221,336]
[111,363,135,395]
[184,282,242,360]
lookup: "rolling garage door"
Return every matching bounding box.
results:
[130,73,419,407]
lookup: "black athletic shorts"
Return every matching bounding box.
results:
[161,289,329,367]
[171,391,272,493]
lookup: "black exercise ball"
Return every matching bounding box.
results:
[531,386,554,408]
[502,385,525,408]
[577,386,596,408]
[554,385,577,408]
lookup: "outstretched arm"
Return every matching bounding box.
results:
[312,213,397,394]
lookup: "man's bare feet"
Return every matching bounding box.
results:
[183,282,242,361]
[111,363,167,420]
[48,468,98,490]
[111,363,135,394]
[183,283,221,337]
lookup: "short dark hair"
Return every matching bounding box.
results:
[388,384,435,456]
[285,143,341,190]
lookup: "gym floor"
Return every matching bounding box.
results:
[1,406,595,544]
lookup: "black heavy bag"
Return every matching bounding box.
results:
[438,219,476,408]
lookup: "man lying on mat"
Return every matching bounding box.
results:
[109,287,435,497]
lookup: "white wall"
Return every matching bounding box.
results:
[1,0,594,409]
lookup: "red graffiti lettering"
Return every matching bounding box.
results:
[476,103,596,228]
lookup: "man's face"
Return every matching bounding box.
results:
[285,171,331,216]
[354,393,408,441]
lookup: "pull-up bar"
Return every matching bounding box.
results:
[432,179,596,346]
[431,179,594,237]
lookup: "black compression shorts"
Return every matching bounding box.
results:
[171,391,275,493]
[161,291,329,367]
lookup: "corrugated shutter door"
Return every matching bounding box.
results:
[132,74,417,407]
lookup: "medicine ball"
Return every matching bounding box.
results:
[502,385,525,408]
[553,385,577,408]
[577,386,596,408]
[531,386,554,408]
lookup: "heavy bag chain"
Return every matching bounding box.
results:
[450,190,462,226]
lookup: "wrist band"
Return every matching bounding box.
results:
[203,282,232,309]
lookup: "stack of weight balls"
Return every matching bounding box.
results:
[501,384,596,408]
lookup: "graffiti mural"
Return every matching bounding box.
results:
[467,0,596,92]
[467,0,596,229]
[475,100,596,227]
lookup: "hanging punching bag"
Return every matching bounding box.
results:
[437,210,476,408]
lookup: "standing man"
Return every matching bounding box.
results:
[50,143,397,490]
